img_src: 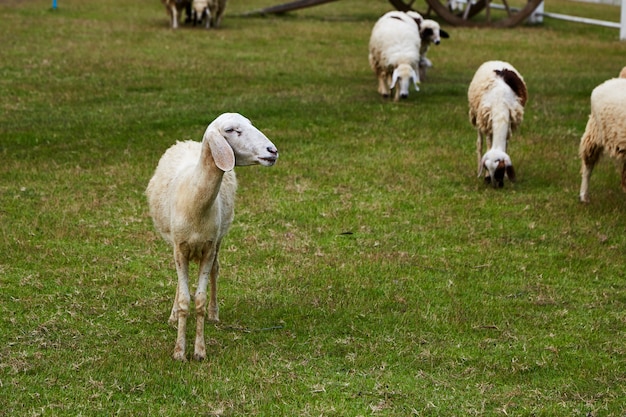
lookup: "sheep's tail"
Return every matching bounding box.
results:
[495,69,527,107]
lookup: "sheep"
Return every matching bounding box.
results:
[368,11,423,101]
[468,60,527,187]
[191,0,211,28]
[418,19,449,80]
[161,0,191,29]
[207,0,228,28]
[146,113,279,361]
[578,68,626,203]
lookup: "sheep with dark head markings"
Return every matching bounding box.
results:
[468,60,527,188]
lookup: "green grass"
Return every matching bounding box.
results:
[1,0,626,415]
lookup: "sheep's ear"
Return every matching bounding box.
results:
[207,129,235,172]
[440,29,450,38]
[410,68,420,91]
[390,69,399,89]
[506,165,516,182]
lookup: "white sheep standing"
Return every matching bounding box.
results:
[578,67,626,203]
[368,11,422,101]
[161,0,191,29]
[418,19,449,81]
[191,0,211,28]
[146,113,279,361]
[468,60,527,187]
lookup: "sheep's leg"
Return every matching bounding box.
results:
[476,131,484,176]
[378,74,390,97]
[172,245,191,361]
[170,6,179,29]
[621,162,626,193]
[208,245,221,322]
[579,128,602,203]
[168,283,179,325]
[192,242,217,361]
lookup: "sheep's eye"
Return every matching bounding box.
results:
[224,127,235,133]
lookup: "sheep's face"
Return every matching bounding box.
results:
[390,64,419,100]
[207,113,279,167]
[420,20,449,46]
[481,149,515,188]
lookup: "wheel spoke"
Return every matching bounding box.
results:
[501,0,513,17]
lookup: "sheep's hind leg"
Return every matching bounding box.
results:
[579,138,602,203]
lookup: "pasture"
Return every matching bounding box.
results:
[1,0,625,415]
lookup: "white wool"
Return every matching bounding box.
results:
[146,113,278,360]
[578,68,626,202]
[468,60,527,187]
[368,11,422,101]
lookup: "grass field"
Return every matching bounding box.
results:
[1,0,626,415]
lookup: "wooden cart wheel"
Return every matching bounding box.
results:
[388,0,544,27]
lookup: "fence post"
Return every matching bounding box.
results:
[621,0,626,40]
[528,0,544,24]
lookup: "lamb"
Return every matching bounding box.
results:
[418,19,449,80]
[161,0,191,29]
[578,68,626,203]
[146,113,279,361]
[368,11,423,101]
[191,0,210,28]
[468,60,527,187]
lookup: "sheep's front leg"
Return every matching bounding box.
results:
[378,74,390,98]
[621,161,626,194]
[170,5,179,29]
[476,131,484,176]
[172,244,191,361]
[192,242,219,361]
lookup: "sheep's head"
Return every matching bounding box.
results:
[420,19,449,46]
[480,149,515,188]
[205,113,279,168]
[390,64,420,100]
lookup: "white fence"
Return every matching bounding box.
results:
[528,0,626,40]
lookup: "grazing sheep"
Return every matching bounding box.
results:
[418,19,449,80]
[146,113,279,361]
[191,0,210,28]
[468,60,527,187]
[578,68,626,203]
[162,0,191,29]
[368,11,422,101]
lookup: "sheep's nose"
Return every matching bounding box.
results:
[434,40,440,45]
[400,93,408,99]
[267,146,278,156]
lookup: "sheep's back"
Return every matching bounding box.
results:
[468,61,526,132]
[369,18,420,68]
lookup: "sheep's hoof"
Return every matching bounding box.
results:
[173,349,187,361]
[207,308,220,322]
[579,195,590,203]
[193,351,206,361]
[483,176,491,185]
